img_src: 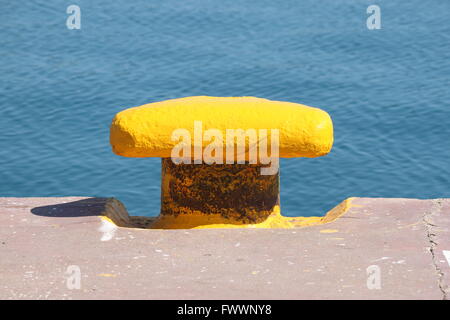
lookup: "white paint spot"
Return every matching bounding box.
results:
[98,219,117,241]
[235,242,240,247]
[443,250,450,266]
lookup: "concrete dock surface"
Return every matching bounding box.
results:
[0,197,449,300]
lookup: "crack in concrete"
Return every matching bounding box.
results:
[423,199,448,300]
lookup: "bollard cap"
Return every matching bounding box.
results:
[110,96,333,159]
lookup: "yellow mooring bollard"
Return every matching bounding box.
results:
[110,96,349,229]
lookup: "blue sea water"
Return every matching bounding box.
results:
[0,0,449,217]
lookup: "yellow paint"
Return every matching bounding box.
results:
[319,229,339,233]
[110,96,333,159]
[149,205,291,229]
[103,198,355,230]
[98,273,117,278]
[101,216,115,224]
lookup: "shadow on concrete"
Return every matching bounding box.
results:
[31,197,109,218]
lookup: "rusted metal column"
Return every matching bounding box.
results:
[160,158,279,224]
